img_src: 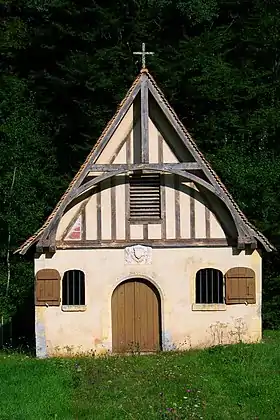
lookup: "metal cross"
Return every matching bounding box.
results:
[133,43,154,69]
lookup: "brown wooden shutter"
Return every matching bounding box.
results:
[35,269,61,306]
[129,173,161,220]
[225,267,256,304]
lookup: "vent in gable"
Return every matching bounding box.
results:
[129,173,161,220]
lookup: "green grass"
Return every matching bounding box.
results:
[1,331,280,419]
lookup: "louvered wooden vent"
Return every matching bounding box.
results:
[129,173,161,220]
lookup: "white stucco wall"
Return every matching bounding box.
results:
[34,247,262,357]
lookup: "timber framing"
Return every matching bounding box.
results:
[205,207,211,239]
[190,188,195,239]
[34,167,218,252]
[89,163,200,172]
[56,238,234,249]
[141,73,149,163]
[36,166,256,252]
[111,177,116,241]
[158,135,166,239]
[175,175,181,239]
[16,69,275,255]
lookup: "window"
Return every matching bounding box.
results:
[225,267,256,304]
[196,268,224,304]
[129,173,161,220]
[62,270,85,305]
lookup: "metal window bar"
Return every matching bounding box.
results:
[72,270,75,305]
[217,271,220,303]
[200,270,202,303]
[78,271,81,305]
[211,269,214,303]
[206,270,209,303]
[67,272,70,305]
[223,275,226,303]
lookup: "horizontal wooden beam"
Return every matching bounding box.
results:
[56,238,234,249]
[89,162,201,172]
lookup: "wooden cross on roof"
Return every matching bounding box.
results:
[133,43,154,69]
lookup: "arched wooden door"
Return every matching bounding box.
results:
[111,279,161,353]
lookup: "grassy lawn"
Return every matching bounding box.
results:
[0,331,280,420]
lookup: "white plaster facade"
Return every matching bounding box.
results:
[35,247,262,358]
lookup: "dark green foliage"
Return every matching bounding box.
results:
[0,75,61,321]
[0,0,280,335]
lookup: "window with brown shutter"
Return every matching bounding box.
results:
[129,173,161,220]
[225,267,256,304]
[35,269,60,306]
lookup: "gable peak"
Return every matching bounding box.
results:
[15,68,275,255]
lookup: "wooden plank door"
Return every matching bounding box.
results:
[111,279,160,353]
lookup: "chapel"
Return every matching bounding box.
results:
[17,49,274,357]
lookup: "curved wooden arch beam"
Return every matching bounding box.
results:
[75,167,249,241]
[39,167,215,248]
[77,167,217,197]
[38,166,252,251]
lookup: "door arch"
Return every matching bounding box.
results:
[111,278,161,353]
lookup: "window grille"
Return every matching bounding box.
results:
[195,268,224,304]
[62,270,85,305]
[129,173,161,220]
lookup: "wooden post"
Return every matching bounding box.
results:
[140,74,149,163]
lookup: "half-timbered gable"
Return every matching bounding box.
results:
[42,69,264,251]
[17,65,274,358]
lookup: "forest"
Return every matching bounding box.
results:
[0,0,280,346]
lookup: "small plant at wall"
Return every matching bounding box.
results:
[228,318,248,343]
[208,319,250,347]
[209,321,229,346]
[127,341,141,355]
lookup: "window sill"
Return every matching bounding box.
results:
[192,304,226,311]
[61,305,87,312]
